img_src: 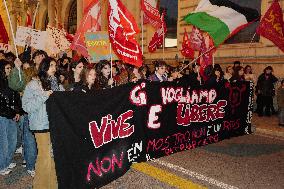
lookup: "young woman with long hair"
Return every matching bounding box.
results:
[230,66,245,82]
[22,57,64,189]
[206,65,226,88]
[73,68,98,92]
[95,60,114,89]
[67,58,85,91]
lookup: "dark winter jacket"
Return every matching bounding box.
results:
[0,77,23,119]
[256,73,278,96]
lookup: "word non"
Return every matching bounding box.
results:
[86,151,124,181]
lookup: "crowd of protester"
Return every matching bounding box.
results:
[0,48,283,189]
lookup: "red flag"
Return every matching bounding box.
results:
[148,12,167,53]
[256,0,284,52]
[189,26,203,51]
[181,28,194,59]
[70,0,101,57]
[65,33,74,43]
[0,15,9,44]
[198,33,214,79]
[84,0,94,11]
[108,0,142,67]
[141,0,161,29]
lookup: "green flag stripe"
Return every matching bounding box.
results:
[183,12,230,46]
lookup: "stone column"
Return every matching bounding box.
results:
[77,0,83,28]
[48,0,55,26]
[57,0,63,28]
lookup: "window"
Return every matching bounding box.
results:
[68,0,77,34]
[159,0,178,48]
[225,0,261,44]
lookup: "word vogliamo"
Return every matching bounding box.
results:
[130,83,227,128]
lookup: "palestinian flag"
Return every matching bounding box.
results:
[183,0,260,47]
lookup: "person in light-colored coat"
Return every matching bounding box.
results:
[22,57,63,189]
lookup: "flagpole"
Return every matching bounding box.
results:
[179,46,214,73]
[3,0,22,81]
[213,53,215,68]
[197,64,202,85]
[242,32,257,66]
[3,0,18,58]
[141,11,144,55]
[162,23,165,60]
[32,1,40,29]
[24,1,40,52]
[110,43,113,88]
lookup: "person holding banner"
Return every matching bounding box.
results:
[73,68,98,93]
[113,60,129,86]
[58,70,69,90]
[230,66,245,83]
[185,63,204,87]
[95,60,114,89]
[22,57,64,189]
[67,59,85,91]
[128,65,144,83]
[224,66,234,82]
[139,65,151,79]
[0,60,22,176]
[148,60,168,82]
[206,65,226,90]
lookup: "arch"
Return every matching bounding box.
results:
[42,11,48,30]
[40,9,48,30]
[64,0,77,34]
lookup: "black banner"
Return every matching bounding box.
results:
[47,80,253,189]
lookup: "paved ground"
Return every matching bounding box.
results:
[0,114,283,189]
[252,113,284,137]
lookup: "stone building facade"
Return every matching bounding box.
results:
[1,0,284,78]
